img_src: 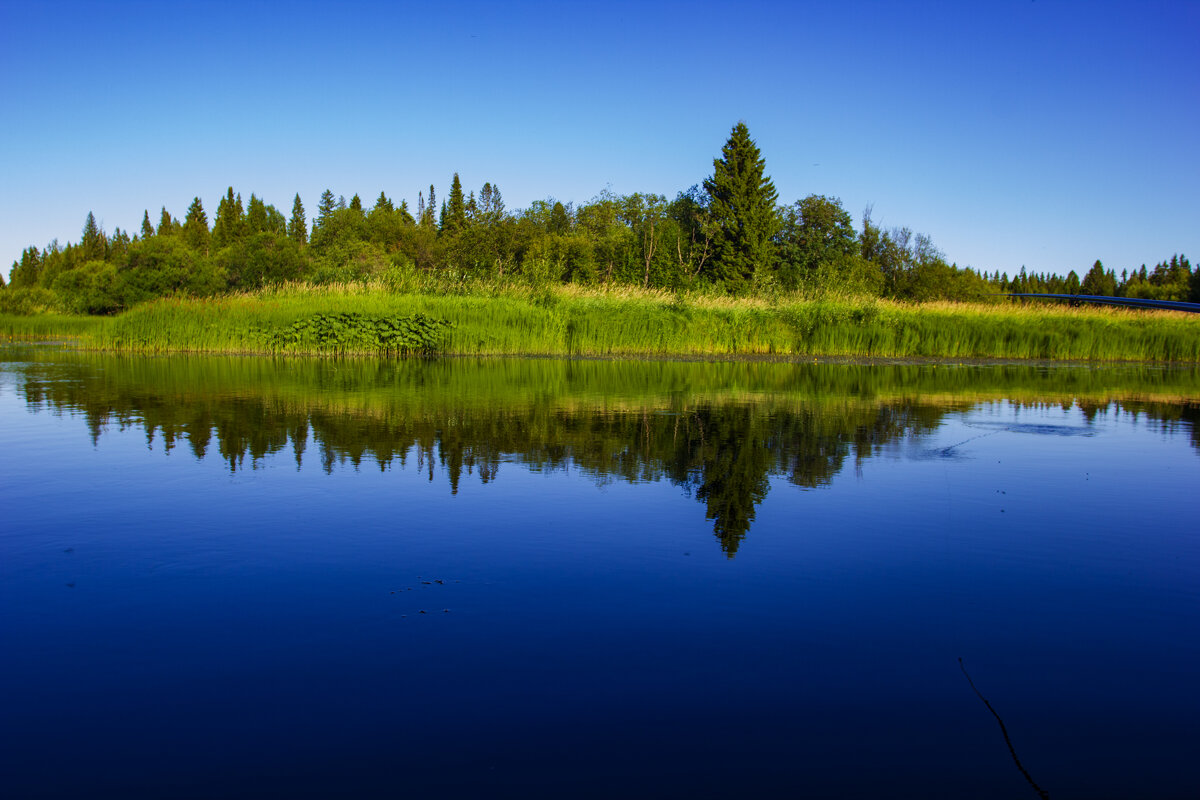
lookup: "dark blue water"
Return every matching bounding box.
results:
[2,349,1198,798]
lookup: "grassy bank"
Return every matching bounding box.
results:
[5,283,1200,361]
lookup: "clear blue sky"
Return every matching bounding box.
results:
[2,0,1196,281]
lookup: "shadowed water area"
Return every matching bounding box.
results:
[2,347,1198,798]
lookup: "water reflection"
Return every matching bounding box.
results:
[7,348,1200,556]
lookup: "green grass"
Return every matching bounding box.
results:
[4,282,1199,362]
[2,313,106,341]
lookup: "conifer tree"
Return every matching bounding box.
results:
[421,185,437,228]
[81,212,105,261]
[212,187,246,249]
[478,182,505,224]
[140,210,155,240]
[289,194,307,245]
[1081,259,1117,296]
[373,191,393,213]
[349,194,363,213]
[398,200,415,226]
[702,122,779,290]
[316,190,337,229]
[246,194,269,233]
[182,197,210,252]
[109,228,130,261]
[444,173,467,235]
[9,246,41,287]
[158,207,176,236]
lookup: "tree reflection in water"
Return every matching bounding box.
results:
[10,349,1199,556]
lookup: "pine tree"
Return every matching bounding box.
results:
[373,191,393,213]
[349,194,363,213]
[702,122,779,291]
[182,197,210,252]
[140,210,155,240]
[289,194,308,245]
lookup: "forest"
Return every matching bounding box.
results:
[3,123,1197,315]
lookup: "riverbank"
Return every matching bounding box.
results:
[4,283,1200,361]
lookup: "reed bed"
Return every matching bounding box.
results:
[5,283,1199,362]
[1,313,106,341]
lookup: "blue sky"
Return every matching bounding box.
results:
[2,0,1196,280]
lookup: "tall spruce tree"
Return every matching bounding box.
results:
[289,194,308,245]
[1081,259,1116,296]
[109,228,130,261]
[245,194,269,233]
[182,197,210,253]
[316,190,337,229]
[421,185,437,229]
[397,199,415,226]
[81,212,105,261]
[444,173,467,235]
[212,187,245,249]
[9,246,41,287]
[158,207,175,236]
[702,122,779,291]
[140,210,155,240]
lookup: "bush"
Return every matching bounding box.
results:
[0,286,61,315]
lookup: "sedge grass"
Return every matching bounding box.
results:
[4,283,1199,362]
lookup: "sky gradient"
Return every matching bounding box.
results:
[2,0,1196,281]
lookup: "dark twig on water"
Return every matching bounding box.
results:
[959,657,1050,800]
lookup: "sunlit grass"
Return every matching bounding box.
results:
[1,313,107,341]
[3,282,1198,362]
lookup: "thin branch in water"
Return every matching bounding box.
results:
[959,658,1050,800]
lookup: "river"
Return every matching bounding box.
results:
[2,346,1197,798]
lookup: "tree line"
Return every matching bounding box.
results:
[4,122,1196,313]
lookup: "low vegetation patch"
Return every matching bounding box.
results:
[253,312,450,355]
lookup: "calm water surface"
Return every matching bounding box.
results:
[2,347,1198,798]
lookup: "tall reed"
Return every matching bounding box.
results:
[6,283,1199,362]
